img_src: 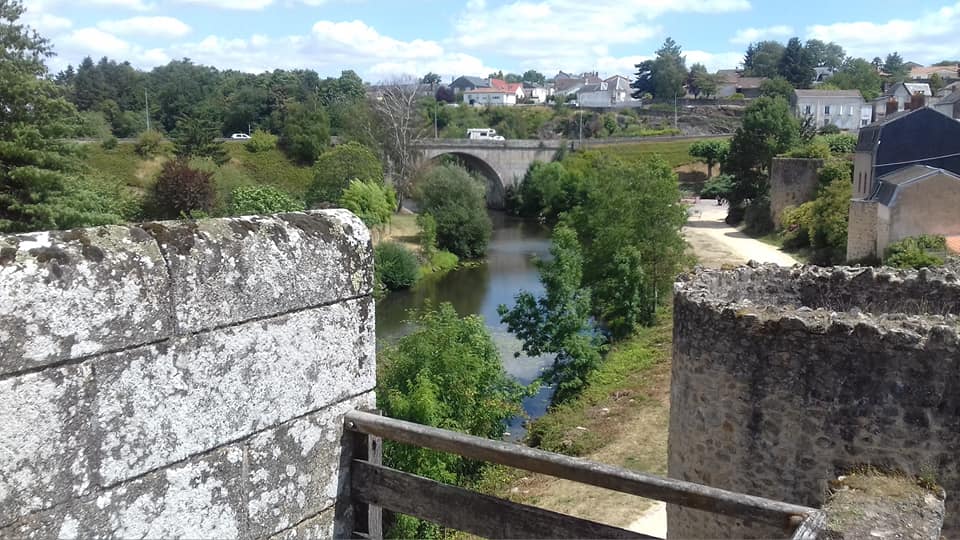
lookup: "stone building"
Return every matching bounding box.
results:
[847,107,960,260]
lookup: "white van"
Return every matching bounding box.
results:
[467,128,505,141]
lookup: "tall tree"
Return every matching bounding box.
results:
[631,37,687,99]
[803,39,846,70]
[173,114,228,165]
[883,52,909,81]
[522,69,546,85]
[0,0,126,232]
[829,57,883,100]
[778,37,815,88]
[370,77,426,209]
[725,96,799,208]
[421,72,441,86]
[743,41,785,78]
[504,73,522,83]
[687,63,719,98]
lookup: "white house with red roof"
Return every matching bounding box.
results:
[463,87,518,106]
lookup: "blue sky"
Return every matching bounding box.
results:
[23,0,960,81]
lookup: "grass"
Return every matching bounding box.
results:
[224,143,313,198]
[82,143,166,192]
[595,138,723,169]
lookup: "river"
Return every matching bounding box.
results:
[375,212,554,437]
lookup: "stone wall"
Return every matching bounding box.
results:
[0,210,375,539]
[769,157,824,226]
[669,264,960,539]
[846,199,879,261]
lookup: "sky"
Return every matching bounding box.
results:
[22,0,960,82]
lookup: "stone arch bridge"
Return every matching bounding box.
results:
[413,139,571,208]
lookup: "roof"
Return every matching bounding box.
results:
[871,166,960,205]
[453,76,488,87]
[910,65,959,78]
[937,91,960,105]
[903,82,933,96]
[736,77,765,89]
[794,89,863,99]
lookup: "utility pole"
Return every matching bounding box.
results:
[434,99,438,139]
[144,89,150,131]
[674,92,678,129]
[578,105,583,145]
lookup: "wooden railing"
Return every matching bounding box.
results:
[339,410,825,539]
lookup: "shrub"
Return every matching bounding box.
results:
[779,202,814,249]
[514,161,582,220]
[338,179,395,228]
[245,129,278,153]
[885,235,947,269]
[786,139,831,159]
[279,101,330,164]
[807,176,852,264]
[135,130,165,158]
[700,174,734,200]
[821,133,857,154]
[307,141,383,205]
[375,242,420,290]
[743,196,774,234]
[101,136,118,150]
[173,115,229,166]
[149,159,215,218]
[229,185,303,216]
[818,123,841,135]
[417,213,438,260]
[818,158,853,186]
[415,164,492,259]
[729,92,745,100]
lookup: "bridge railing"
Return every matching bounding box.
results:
[339,410,825,539]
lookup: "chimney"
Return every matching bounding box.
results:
[909,91,926,110]
[886,98,898,115]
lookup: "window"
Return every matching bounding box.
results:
[803,105,812,115]
[824,105,831,115]
[823,118,830,126]
[861,118,869,127]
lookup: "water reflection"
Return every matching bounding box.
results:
[375,212,555,438]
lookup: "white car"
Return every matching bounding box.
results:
[230,133,251,140]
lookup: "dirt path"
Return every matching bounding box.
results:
[684,199,798,268]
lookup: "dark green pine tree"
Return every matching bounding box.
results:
[778,37,815,88]
[0,0,127,232]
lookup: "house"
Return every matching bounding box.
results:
[553,71,601,97]
[522,82,551,104]
[715,70,765,98]
[576,75,633,108]
[813,67,836,85]
[450,76,489,93]
[909,64,960,81]
[847,166,960,260]
[792,89,871,131]
[888,82,933,111]
[933,90,960,120]
[463,87,516,106]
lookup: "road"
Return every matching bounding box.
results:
[683,198,798,268]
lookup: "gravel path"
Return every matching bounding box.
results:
[683,199,798,268]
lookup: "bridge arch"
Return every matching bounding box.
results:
[424,151,507,209]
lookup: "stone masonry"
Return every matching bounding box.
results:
[669,263,960,539]
[0,210,375,539]
[768,157,824,226]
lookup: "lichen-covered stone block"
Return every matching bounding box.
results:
[268,507,335,540]
[0,445,246,539]
[0,226,172,376]
[95,296,375,485]
[144,210,372,333]
[0,365,96,527]
[246,393,374,537]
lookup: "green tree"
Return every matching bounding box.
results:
[631,37,688,99]
[803,39,845,70]
[0,0,128,232]
[759,77,796,101]
[808,172,852,264]
[725,97,799,208]
[743,41,785,78]
[415,164,492,259]
[378,303,528,537]
[688,139,729,178]
[515,161,584,220]
[279,100,330,164]
[306,141,383,205]
[504,73,522,83]
[499,224,601,404]
[567,152,687,337]
[929,72,946,94]
[421,72,441,86]
[374,242,419,290]
[417,213,438,260]
[687,63,719,98]
[883,52,909,81]
[522,69,546,85]
[487,70,505,80]
[829,57,883,100]
[338,179,395,228]
[173,114,228,165]
[778,37,815,88]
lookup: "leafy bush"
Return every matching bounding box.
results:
[425,250,459,273]
[135,130,165,158]
[818,123,841,135]
[807,176,852,264]
[743,196,774,234]
[417,213,438,260]
[885,235,947,269]
[374,242,420,290]
[779,202,814,249]
[307,141,383,205]
[245,129,278,153]
[786,138,831,159]
[700,174,734,200]
[377,303,528,537]
[415,164,492,259]
[101,136,118,150]
[821,133,857,154]
[338,179,394,227]
[729,92,745,100]
[279,101,330,164]
[173,115,229,165]
[228,185,303,216]
[514,161,583,220]
[149,159,215,218]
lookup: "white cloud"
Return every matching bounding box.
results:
[83,0,154,10]
[730,25,793,45]
[60,28,132,56]
[685,50,745,72]
[805,2,960,63]
[311,20,443,59]
[98,16,192,39]
[175,0,275,9]
[22,12,73,33]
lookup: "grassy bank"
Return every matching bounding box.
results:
[473,304,674,529]
[595,138,724,168]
